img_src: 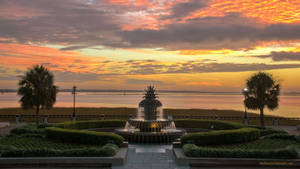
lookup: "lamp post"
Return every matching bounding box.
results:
[72,86,77,121]
[243,87,249,125]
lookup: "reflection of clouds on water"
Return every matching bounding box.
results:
[0,92,300,117]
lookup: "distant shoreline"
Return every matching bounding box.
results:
[1,89,300,96]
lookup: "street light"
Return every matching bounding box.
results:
[243,87,249,125]
[72,86,77,121]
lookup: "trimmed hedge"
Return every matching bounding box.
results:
[183,144,298,159]
[252,126,288,136]
[45,127,124,147]
[10,124,49,136]
[56,120,126,130]
[174,119,246,130]
[0,143,118,157]
[181,127,260,146]
[264,133,298,141]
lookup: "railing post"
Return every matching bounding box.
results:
[243,118,248,125]
[44,115,48,124]
[72,115,76,122]
[15,115,20,124]
[273,118,279,127]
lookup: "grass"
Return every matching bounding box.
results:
[0,107,299,125]
[211,139,300,150]
[0,137,100,150]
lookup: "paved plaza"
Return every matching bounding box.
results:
[113,144,188,169]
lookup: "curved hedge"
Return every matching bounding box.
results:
[183,144,298,159]
[56,120,126,130]
[45,127,124,147]
[174,119,246,130]
[181,127,260,146]
[0,143,118,157]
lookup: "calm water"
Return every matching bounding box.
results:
[0,92,299,118]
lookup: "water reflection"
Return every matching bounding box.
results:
[0,92,300,117]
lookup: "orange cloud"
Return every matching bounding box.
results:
[186,0,300,24]
[0,43,110,74]
[179,49,233,55]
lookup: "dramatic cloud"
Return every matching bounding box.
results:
[125,61,300,74]
[0,0,299,50]
[1,0,300,90]
[165,0,208,20]
[253,51,300,61]
[120,15,300,50]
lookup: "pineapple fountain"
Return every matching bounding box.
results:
[115,86,185,143]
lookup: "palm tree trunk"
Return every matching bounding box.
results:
[259,107,265,127]
[36,105,40,126]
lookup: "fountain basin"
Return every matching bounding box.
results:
[115,128,185,143]
[128,119,172,132]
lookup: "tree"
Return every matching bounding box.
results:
[18,65,58,125]
[243,72,280,127]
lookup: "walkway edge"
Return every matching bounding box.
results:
[173,148,300,167]
[0,148,128,168]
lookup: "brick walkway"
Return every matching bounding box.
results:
[113,144,188,169]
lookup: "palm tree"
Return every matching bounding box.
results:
[243,72,280,127]
[18,65,58,125]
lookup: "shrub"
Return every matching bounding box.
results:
[181,128,260,146]
[264,133,296,140]
[0,144,18,157]
[295,135,300,142]
[46,127,124,147]
[10,124,46,136]
[174,119,246,130]
[56,120,126,129]
[259,127,288,136]
[18,133,44,138]
[0,143,118,157]
[183,144,298,159]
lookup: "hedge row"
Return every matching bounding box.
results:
[174,119,246,130]
[248,126,288,136]
[183,144,298,159]
[45,127,124,147]
[264,133,300,142]
[0,143,118,157]
[56,120,126,129]
[181,127,260,146]
[10,124,52,136]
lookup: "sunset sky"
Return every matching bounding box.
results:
[0,0,299,92]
